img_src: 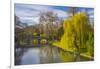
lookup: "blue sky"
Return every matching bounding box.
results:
[15,3,94,25]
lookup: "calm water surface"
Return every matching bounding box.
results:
[15,45,90,65]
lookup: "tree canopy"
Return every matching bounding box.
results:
[53,12,94,57]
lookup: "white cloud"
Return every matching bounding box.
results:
[52,9,68,18]
[89,15,94,19]
[32,17,40,24]
[87,10,94,15]
[19,16,40,25]
[15,8,40,18]
[87,10,94,19]
[15,4,68,25]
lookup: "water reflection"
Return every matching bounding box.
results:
[15,45,91,65]
[21,48,40,64]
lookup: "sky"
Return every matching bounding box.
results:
[15,3,94,25]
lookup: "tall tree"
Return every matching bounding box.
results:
[54,12,94,58]
[39,11,61,40]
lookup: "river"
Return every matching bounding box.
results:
[15,45,91,65]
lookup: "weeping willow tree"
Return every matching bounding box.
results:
[53,12,94,58]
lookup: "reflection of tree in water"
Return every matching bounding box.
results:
[40,46,53,63]
[59,50,75,62]
[59,49,91,62]
[39,46,61,63]
[15,46,91,65]
[39,46,81,63]
[15,48,28,65]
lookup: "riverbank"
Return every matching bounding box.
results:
[52,42,93,60]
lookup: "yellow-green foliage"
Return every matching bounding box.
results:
[40,39,47,44]
[32,39,38,45]
[59,51,75,62]
[53,12,94,55]
[33,32,37,36]
[20,40,27,45]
